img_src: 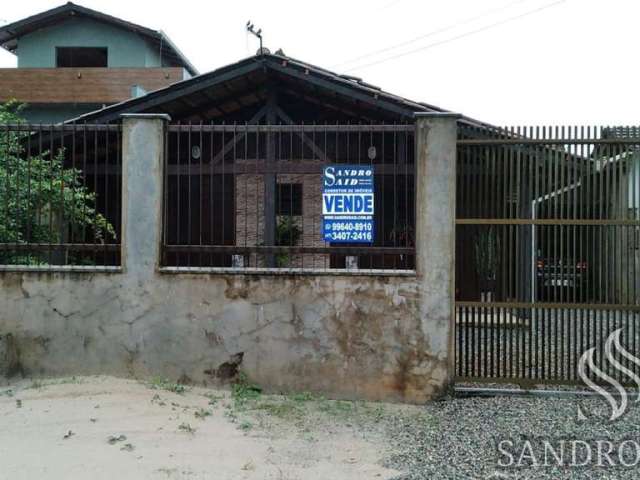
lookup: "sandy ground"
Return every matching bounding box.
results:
[0,376,401,480]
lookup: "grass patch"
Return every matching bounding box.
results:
[289,391,317,402]
[317,399,355,416]
[220,375,390,433]
[203,392,224,406]
[254,401,302,419]
[178,422,196,434]
[149,377,188,394]
[25,377,84,390]
[238,420,253,431]
[231,373,262,409]
[194,408,212,420]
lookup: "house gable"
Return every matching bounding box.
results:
[0,2,197,75]
[71,54,456,124]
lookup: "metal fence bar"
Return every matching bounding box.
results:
[163,245,413,254]
[456,219,639,225]
[168,124,414,133]
[0,243,120,252]
[0,123,122,268]
[0,124,121,132]
[458,138,640,145]
[161,123,417,271]
[455,124,640,385]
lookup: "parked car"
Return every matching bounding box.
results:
[536,258,588,301]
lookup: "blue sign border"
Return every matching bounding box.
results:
[322,165,374,244]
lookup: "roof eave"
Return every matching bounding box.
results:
[158,31,198,76]
[64,53,494,129]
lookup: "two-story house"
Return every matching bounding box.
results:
[0,2,198,123]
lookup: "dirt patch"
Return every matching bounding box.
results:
[0,375,404,479]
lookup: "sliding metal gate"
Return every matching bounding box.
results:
[455,125,640,386]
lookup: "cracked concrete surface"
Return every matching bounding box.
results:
[0,273,448,403]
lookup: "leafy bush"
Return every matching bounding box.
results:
[0,101,115,264]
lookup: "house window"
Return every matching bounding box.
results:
[56,47,108,67]
[276,183,302,216]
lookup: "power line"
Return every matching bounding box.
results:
[344,0,566,72]
[333,0,531,69]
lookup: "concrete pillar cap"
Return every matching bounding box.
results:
[121,113,172,121]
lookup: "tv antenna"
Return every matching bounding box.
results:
[246,21,264,53]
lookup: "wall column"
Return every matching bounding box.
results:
[121,113,170,278]
[415,112,460,389]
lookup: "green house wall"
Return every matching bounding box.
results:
[20,104,104,124]
[11,16,177,123]
[16,17,164,68]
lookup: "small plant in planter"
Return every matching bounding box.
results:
[389,223,415,247]
[275,216,302,267]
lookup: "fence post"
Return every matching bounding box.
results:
[121,114,170,277]
[415,112,460,389]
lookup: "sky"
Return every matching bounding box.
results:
[1,0,638,126]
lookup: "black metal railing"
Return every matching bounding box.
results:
[0,123,121,268]
[455,125,640,385]
[161,123,416,271]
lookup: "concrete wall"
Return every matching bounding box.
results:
[16,17,161,68]
[0,272,437,401]
[0,114,458,403]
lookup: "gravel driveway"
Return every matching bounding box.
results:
[382,393,640,479]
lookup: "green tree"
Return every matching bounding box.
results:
[0,101,115,264]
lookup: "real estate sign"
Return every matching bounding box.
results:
[322,165,374,243]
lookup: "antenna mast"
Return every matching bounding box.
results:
[246,21,263,53]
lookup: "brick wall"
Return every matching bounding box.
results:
[234,166,327,268]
